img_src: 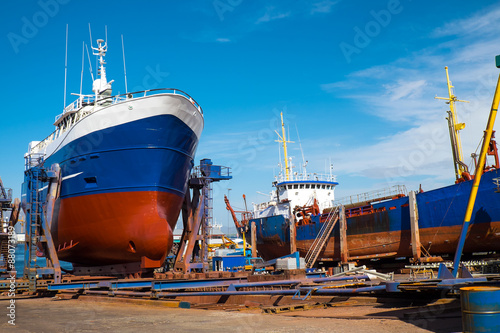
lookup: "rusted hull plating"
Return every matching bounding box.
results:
[252,168,500,262]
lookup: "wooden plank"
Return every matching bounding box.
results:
[409,191,421,262]
[339,205,349,264]
[289,207,297,254]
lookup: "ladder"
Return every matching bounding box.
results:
[305,206,340,268]
[23,161,62,292]
[25,166,42,292]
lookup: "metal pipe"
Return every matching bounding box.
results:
[311,275,369,283]
[452,71,500,277]
[157,284,386,298]
[228,279,302,289]
[153,278,246,291]
[157,290,298,297]
[84,290,109,295]
[85,290,152,297]
[310,285,386,294]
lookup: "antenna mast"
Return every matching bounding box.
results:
[63,24,68,109]
[85,44,94,81]
[88,23,93,49]
[121,35,128,93]
[435,66,470,180]
[295,124,307,176]
[79,41,84,96]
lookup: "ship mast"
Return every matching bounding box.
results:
[435,66,469,181]
[275,112,293,181]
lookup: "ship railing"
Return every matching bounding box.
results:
[31,88,203,157]
[0,188,12,203]
[107,88,203,114]
[334,185,408,207]
[56,88,203,123]
[276,172,337,183]
[493,177,500,191]
[30,130,60,154]
[191,165,231,179]
[59,94,95,116]
[24,153,44,170]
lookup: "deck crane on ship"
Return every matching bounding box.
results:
[435,66,470,182]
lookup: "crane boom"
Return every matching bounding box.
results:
[435,66,470,181]
[224,195,243,229]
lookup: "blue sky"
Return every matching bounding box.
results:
[2,0,500,234]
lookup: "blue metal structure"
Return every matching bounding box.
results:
[23,158,62,292]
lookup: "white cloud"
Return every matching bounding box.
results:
[432,6,500,38]
[216,38,231,43]
[256,7,291,24]
[320,81,356,92]
[310,0,339,14]
[317,6,500,192]
[383,79,426,101]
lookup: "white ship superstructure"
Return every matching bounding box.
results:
[253,112,338,219]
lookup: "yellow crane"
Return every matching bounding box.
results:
[275,112,293,181]
[435,66,470,181]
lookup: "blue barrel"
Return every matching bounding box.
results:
[461,286,500,332]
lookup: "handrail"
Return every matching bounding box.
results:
[334,185,407,207]
[305,205,340,268]
[29,88,203,157]
[276,172,337,183]
[60,88,203,116]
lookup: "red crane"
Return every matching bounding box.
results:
[224,194,252,232]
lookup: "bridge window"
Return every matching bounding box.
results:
[288,185,292,189]
[305,184,310,189]
[294,184,298,189]
[322,185,326,189]
[299,184,304,189]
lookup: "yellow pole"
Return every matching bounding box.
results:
[280,112,290,181]
[242,230,247,256]
[452,72,500,277]
[445,67,467,172]
[436,67,469,179]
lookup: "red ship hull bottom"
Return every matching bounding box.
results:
[51,191,183,266]
[258,221,500,262]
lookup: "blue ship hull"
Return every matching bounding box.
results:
[252,169,500,262]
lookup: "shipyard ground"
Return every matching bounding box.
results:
[0,296,462,332]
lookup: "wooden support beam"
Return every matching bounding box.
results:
[409,191,421,262]
[251,221,257,258]
[289,206,297,254]
[43,165,62,284]
[174,187,205,273]
[339,205,348,264]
